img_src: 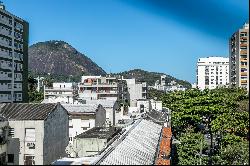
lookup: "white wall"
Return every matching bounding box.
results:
[53,83,73,89]
[150,100,162,111]
[197,57,229,90]
[8,120,44,165]
[7,105,69,165]
[69,118,95,145]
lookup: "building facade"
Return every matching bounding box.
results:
[196,57,229,90]
[78,76,128,102]
[0,103,69,165]
[123,78,147,104]
[44,82,78,104]
[62,104,106,145]
[85,99,120,126]
[229,22,249,91]
[0,3,28,103]
[73,127,120,157]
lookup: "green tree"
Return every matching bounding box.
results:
[155,87,249,165]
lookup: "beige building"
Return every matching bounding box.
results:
[0,103,69,165]
[229,22,249,91]
[0,3,29,103]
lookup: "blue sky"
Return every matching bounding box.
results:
[4,0,249,83]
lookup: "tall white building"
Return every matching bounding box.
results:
[196,57,229,90]
[0,3,29,103]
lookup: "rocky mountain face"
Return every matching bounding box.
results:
[28,40,106,77]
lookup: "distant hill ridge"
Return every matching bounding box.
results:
[112,69,191,88]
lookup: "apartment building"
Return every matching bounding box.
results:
[62,104,106,145]
[78,76,128,102]
[165,80,186,92]
[0,103,69,165]
[229,22,249,91]
[123,78,147,104]
[44,83,78,104]
[0,3,28,103]
[196,57,229,90]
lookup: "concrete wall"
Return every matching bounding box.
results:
[69,116,95,144]
[8,120,44,165]
[137,100,152,113]
[95,105,106,127]
[150,100,162,111]
[43,104,69,165]
[74,138,107,157]
[6,138,19,165]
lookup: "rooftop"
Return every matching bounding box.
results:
[62,104,100,114]
[145,109,169,124]
[51,156,100,165]
[0,103,59,120]
[98,119,162,165]
[75,127,120,139]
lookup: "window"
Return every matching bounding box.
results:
[24,155,35,165]
[25,128,35,142]
[7,154,14,163]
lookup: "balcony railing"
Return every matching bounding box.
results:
[241,72,247,76]
[240,58,248,62]
[240,43,248,47]
[241,80,247,84]
[240,50,248,55]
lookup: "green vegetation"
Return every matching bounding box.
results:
[28,75,43,103]
[156,87,249,165]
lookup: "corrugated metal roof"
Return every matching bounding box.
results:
[99,119,162,165]
[0,103,58,120]
[76,127,120,139]
[61,104,99,114]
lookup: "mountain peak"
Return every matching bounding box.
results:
[28,40,106,77]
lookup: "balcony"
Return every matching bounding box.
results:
[240,50,248,55]
[240,37,248,40]
[240,43,247,47]
[79,83,117,88]
[241,65,247,69]
[241,80,247,84]
[44,87,74,91]
[241,72,247,76]
[240,58,248,62]
[0,27,12,37]
[97,90,118,94]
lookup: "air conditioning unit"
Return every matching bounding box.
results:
[26,142,35,148]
